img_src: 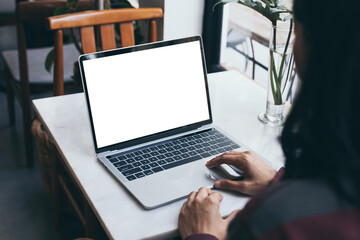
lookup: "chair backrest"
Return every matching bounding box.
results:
[47,8,163,96]
[15,0,94,100]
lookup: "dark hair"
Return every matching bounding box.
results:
[281,0,360,204]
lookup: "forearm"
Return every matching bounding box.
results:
[185,233,219,240]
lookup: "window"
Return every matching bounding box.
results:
[203,0,294,88]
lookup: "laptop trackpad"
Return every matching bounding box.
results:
[126,159,215,209]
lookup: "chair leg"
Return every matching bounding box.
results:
[22,103,34,168]
[5,70,15,125]
[52,153,62,230]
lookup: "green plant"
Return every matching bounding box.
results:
[215,0,293,105]
[45,0,142,73]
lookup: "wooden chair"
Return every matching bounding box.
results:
[47,7,163,95]
[2,0,94,167]
[42,8,163,236]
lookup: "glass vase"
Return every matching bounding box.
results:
[258,22,295,126]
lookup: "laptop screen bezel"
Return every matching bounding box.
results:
[78,36,213,153]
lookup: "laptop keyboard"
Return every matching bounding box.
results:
[106,129,240,181]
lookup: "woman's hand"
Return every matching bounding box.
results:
[206,151,277,196]
[178,187,238,240]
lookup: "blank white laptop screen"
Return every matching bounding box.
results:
[82,41,210,148]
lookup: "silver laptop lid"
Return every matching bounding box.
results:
[78,36,213,153]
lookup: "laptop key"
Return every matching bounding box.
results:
[181,143,189,147]
[144,170,154,175]
[152,167,164,173]
[188,146,196,151]
[140,160,150,165]
[126,158,135,164]
[135,172,145,178]
[165,158,175,163]
[196,149,205,154]
[141,165,151,170]
[133,162,141,167]
[149,162,159,168]
[200,152,211,158]
[157,160,167,165]
[231,144,241,149]
[114,161,127,167]
[117,155,127,161]
[134,156,143,161]
[209,141,217,145]
[172,150,181,155]
[125,153,135,158]
[209,150,219,155]
[157,155,166,160]
[134,151,142,156]
[180,149,188,153]
[150,151,159,156]
[118,164,134,172]
[181,153,190,158]
[165,147,174,152]
[158,149,167,154]
[141,149,151,153]
[109,158,118,163]
[142,153,151,158]
[164,153,174,157]
[162,155,202,170]
[217,148,226,154]
[149,157,158,162]
[224,146,232,151]
[202,143,210,147]
[217,141,233,148]
[126,175,137,181]
[189,151,197,156]
[121,167,142,177]
[173,155,182,161]
[149,147,158,151]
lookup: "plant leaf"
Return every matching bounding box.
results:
[45,48,54,73]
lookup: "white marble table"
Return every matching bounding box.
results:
[33,70,284,240]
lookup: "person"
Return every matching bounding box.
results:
[178,0,360,239]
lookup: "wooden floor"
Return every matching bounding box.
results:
[0,74,85,240]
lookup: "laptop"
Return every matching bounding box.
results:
[78,36,248,209]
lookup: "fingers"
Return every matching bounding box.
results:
[214,179,249,193]
[188,191,197,202]
[186,188,223,205]
[225,210,240,224]
[206,151,248,169]
[208,191,224,203]
[195,187,213,199]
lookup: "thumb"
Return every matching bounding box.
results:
[225,210,240,224]
[214,179,248,193]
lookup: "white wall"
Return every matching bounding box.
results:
[139,0,205,41]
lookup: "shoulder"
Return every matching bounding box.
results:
[231,180,357,239]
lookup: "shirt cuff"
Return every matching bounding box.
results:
[185,233,219,240]
[270,167,285,185]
